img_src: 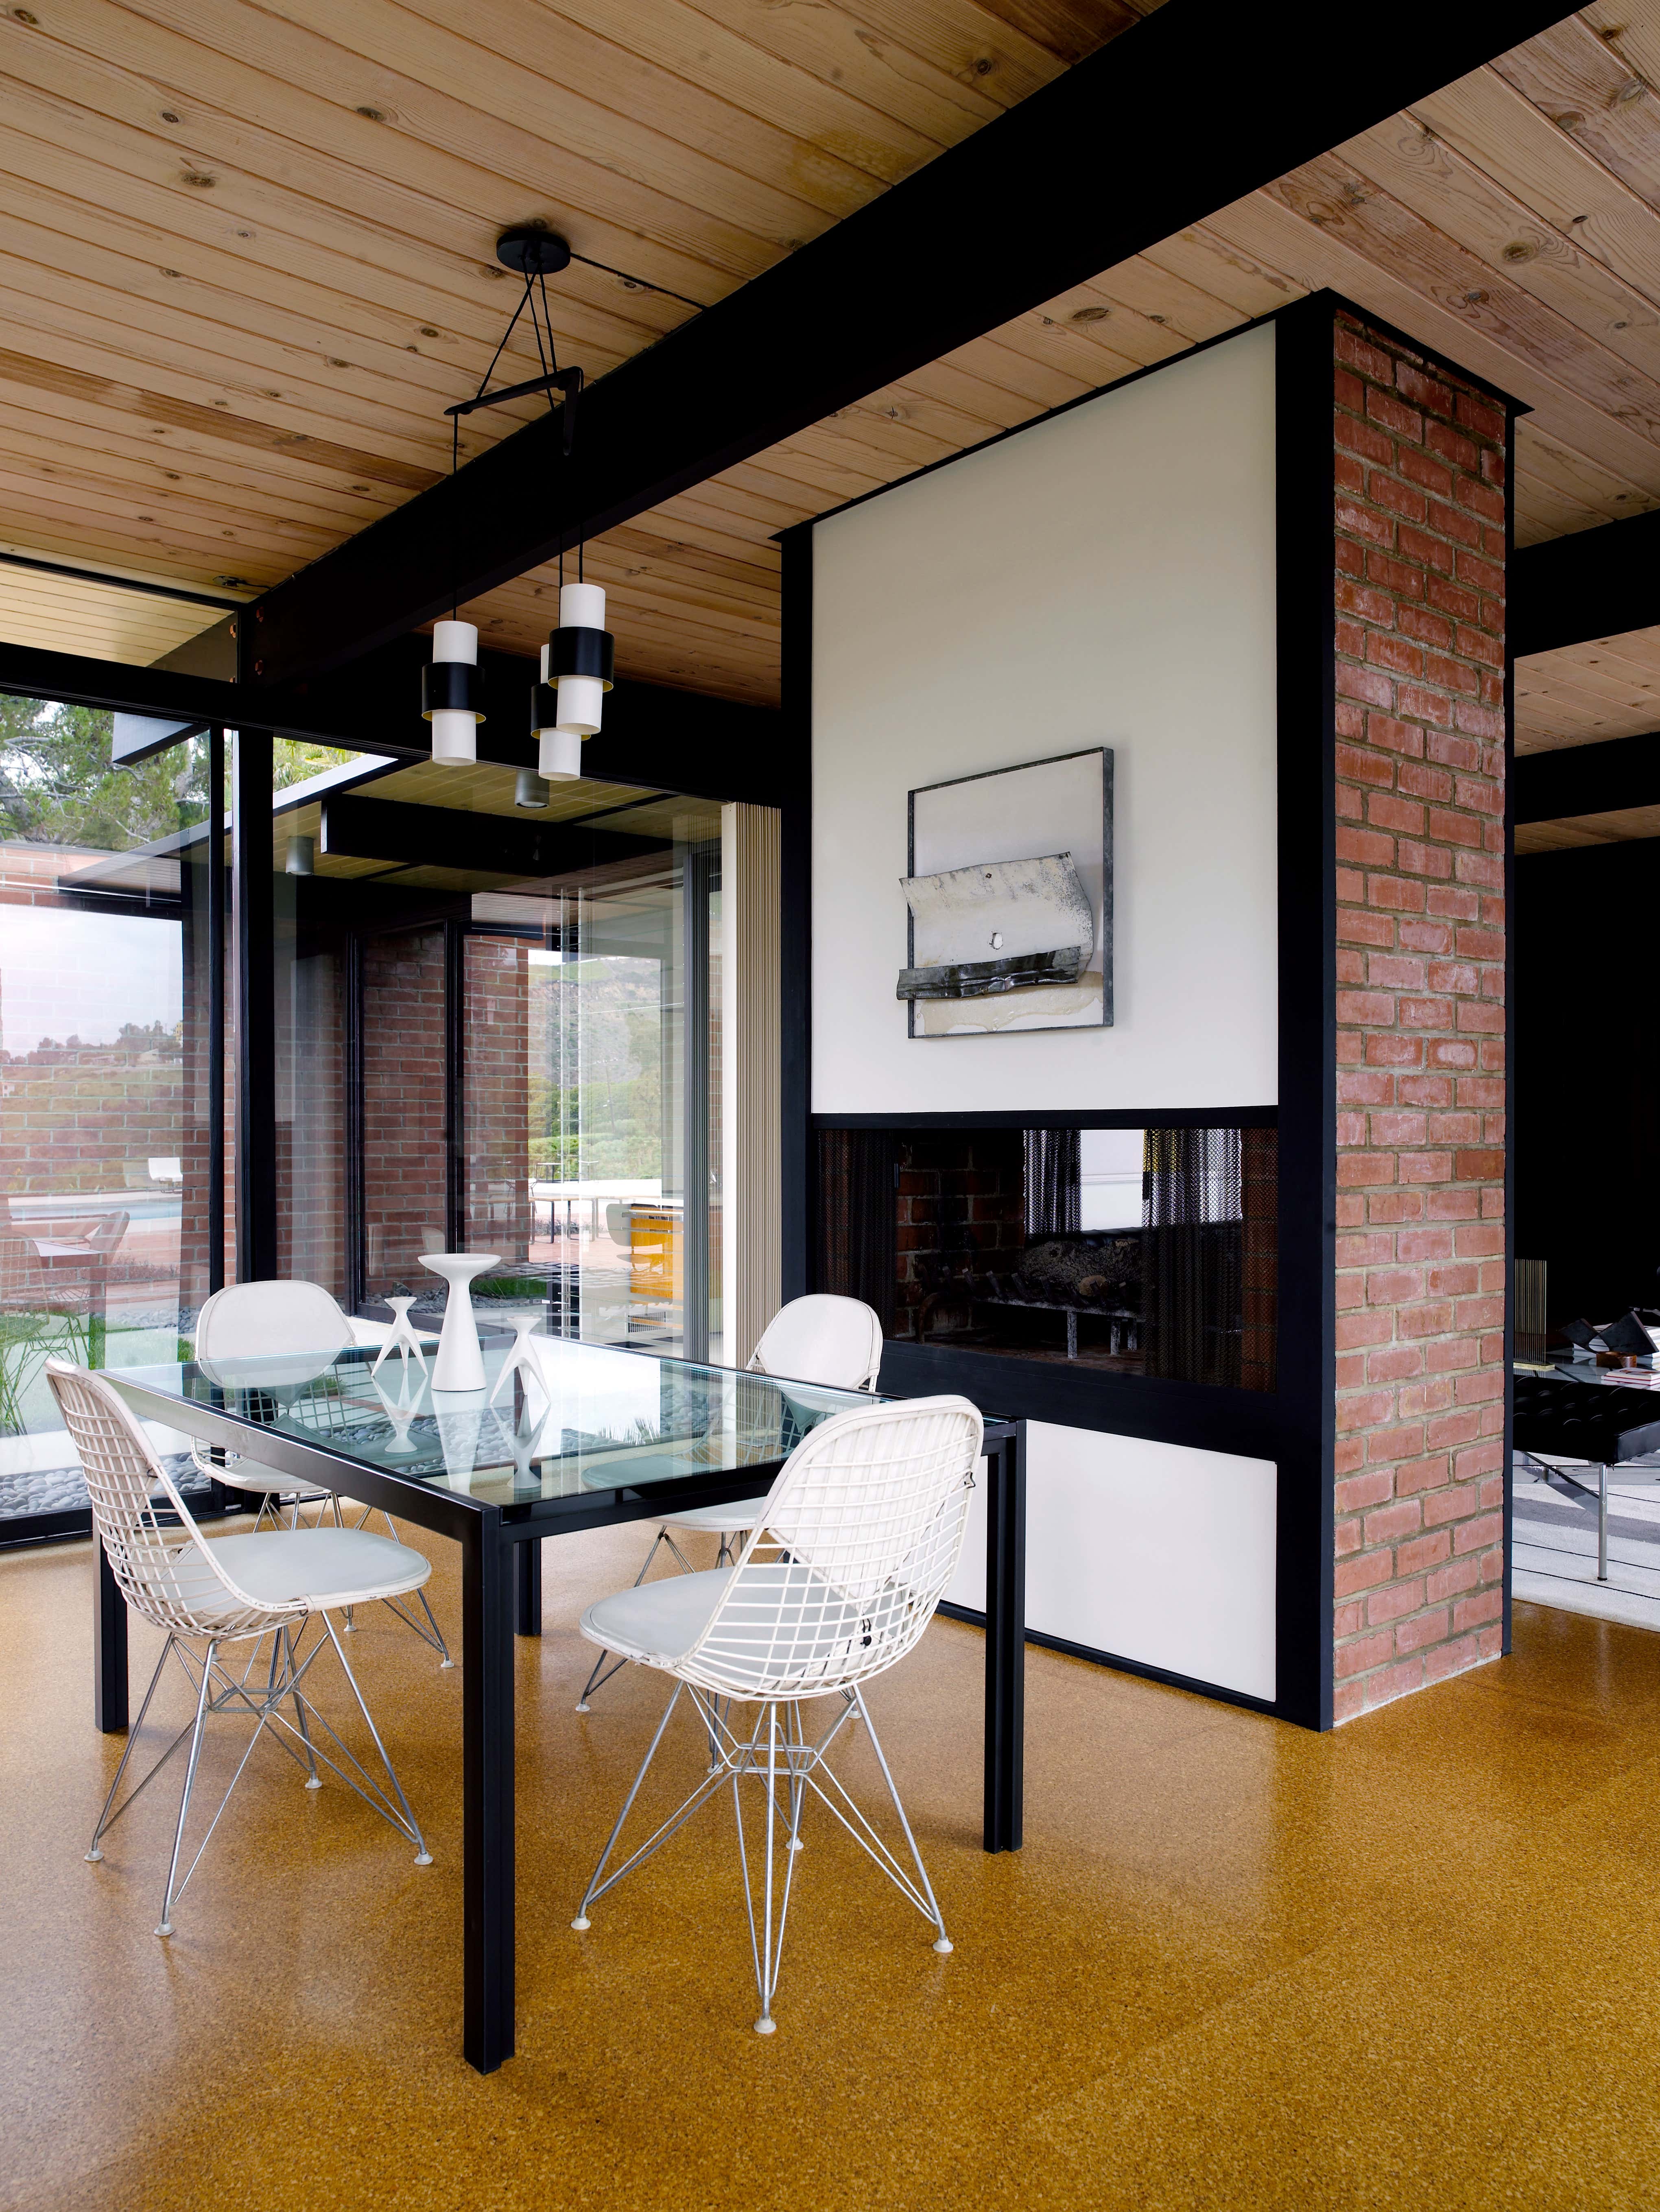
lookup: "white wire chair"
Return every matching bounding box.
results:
[47,1358,434,1938]
[190,1279,451,1666]
[571,1392,981,2034]
[574,1294,885,1711]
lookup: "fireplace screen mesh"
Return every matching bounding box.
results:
[817,1123,1277,1392]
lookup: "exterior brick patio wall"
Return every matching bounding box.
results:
[1328,311,1509,1722]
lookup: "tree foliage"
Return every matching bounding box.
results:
[0,694,353,854]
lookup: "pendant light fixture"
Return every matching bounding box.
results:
[425,223,606,781]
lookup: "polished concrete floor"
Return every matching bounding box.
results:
[5,1520,1660,2212]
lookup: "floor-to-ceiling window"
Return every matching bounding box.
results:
[0,697,222,1539]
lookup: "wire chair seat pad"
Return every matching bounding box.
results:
[660,1495,770,1535]
[580,1561,938,1698]
[135,1526,432,1633]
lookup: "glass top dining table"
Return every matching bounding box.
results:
[96,1333,1025,2078]
[111,1334,880,1508]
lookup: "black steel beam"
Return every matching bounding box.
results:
[320,793,672,878]
[1513,730,1660,823]
[240,0,1572,688]
[0,635,789,803]
[1512,509,1660,659]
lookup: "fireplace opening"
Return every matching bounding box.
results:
[818,1122,1277,1392]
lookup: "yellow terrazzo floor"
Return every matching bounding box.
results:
[3,1519,1659,2212]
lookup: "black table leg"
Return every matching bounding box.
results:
[94,1537,127,1733]
[515,1536,542,1636]
[463,1517,515,2073]
[982,1426,1026,1853]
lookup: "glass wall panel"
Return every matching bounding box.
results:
[0,699,221,1534]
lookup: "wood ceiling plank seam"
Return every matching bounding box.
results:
[127,0,847,244]
[1268,150,1660,463]
[873,363,1041,434]
[668,0,1009,140]
[1560,634,1660,688]
[0,284,516,459]
[1491,15,1660,228]
[0,393,405,521]
[714,444,898,505]
[755,426,917,497]
[1343,112,1660,388]
[0,417,397,534]
[0,500,331,583]
[936,329,1096,407]
[309,0,901,220]
[0,153,681,387]
[1514,414,1658,528]
[520,530,782,597]
[578,513,784,573]
[482,560,784,625]
[850,376,1014,448]
[1139,224,1310,318]
[450,0,956,184]
[810,401,980,470]
[0,236,604,424]
[1412,69,1660,326]
[832,0,1074,106]
[7,2,771,295]
[1509,672,1645,727]
[654,477,818,531]
[0,610,203,652]
[0,592,204,640]
[1006,300,1178,380]
[1514,821,1609,849]
[975,0,1160,67]
[0,67,687,363]
[0,563,227,615]
[1066,251,1257,340]
[1204,188,1660,507]
[0,330,448,484]
[0,122,690,411]
[0,469,338,562]
[1525,648,1660,708]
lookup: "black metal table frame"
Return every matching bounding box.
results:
[95,1370,1024,2073]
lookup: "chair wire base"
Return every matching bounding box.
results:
[86,1617,433,1937]
[572,1683,950,2031]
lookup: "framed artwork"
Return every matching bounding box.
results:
[899,747,1112,1039]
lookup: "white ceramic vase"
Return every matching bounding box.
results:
[488,1307,548,1408]
[420,1251,499,1393]
[373,1294,430,1377]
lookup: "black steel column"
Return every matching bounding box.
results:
[462,1515,516,2071]
[344,929,366,1313]
[232,726,277,1282]
[94,1541,128,1733]
[778,526,813,1303]
[207,725,226,1296]
[681,840,714,1362]
[983,1424,1026,1853]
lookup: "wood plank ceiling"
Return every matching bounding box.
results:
[9,0,1660,778]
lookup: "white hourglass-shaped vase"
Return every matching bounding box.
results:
[373,1295,430,1377]
[420,1251,499,1393]
[489,1309,547,1408]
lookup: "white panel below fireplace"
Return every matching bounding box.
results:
[945,1421,1277,1703]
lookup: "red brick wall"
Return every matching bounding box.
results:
[1329,311,1508,1723]
[462,934,532,1265]
[363,927,448,1300]
[894,1130,1026,1342]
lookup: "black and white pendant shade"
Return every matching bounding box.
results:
[533,581,613,780]
[422,619,484,765]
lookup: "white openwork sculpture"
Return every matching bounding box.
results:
[571,1392,980,2034]
[47,1358,434,1939]
[373,1295,430,1378]
[190,1278,451,1664]
[488,1306,549,1409]
[421,1251,499,1392]
[575,1294,885,1712]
